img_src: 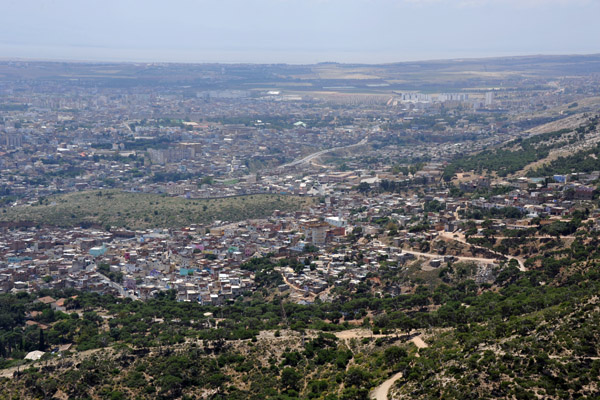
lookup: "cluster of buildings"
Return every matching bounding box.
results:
[0,202,352,304]
[2,61,593,206]
[1,156,599,304]
[2,61,600,304]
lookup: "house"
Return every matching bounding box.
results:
[51,298,67,312]
[58,343,72,353]
[24,350,45,361]
[36,296,56,305]
[25,320,50,330]
[575,186,594,201]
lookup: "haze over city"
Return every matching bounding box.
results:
[1,0,599,63]
[3,0,600,399]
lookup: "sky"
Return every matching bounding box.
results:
[0,0,599,64]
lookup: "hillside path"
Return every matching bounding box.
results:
[370,372,403,400]
[369,336,428,400]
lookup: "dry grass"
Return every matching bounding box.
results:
[0,190,314,229]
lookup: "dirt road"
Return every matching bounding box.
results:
[438,232,526,271]
[410,336,428,349]
[369,336,428,400]
[334,328,392,340]
[370,371,403,400]
[0,348,106,379]
[401,249,502,265]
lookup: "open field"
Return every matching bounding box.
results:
[2,54,599,93]
[0,190,314,229]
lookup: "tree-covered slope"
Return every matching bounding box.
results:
[443,115,599,179]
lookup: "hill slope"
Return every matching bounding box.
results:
[443,114,600,179]
[0,190,313,229]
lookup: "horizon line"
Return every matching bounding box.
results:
[0,51,599,67]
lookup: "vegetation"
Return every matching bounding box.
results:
[443,117,599,179]
[3,218,600,398]
[463,206,525,220]
[0,190,314,229]
[529,143,600,176]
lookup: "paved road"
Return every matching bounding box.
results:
[97,271,138,300]
[278,136,368,169]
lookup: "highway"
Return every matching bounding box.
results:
[278,136,368,169]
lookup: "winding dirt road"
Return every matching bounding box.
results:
[438,232,526,271]
[401,249,502,265]
[369,336,428,400]
[370,372,403,400]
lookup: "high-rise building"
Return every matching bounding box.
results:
[6,134,22,148]
[485,91,495,106]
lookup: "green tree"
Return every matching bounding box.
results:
[39,329,45,351]
[384,346,407,367]
[281,367,302,391]
[357,182,371,193]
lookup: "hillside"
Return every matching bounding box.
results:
[2,219,600,399]
[443,114,600,180]
[0,190,313,229]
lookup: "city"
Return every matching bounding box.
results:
[1,54,600,399]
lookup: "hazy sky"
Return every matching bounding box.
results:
[1,0,599,64]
